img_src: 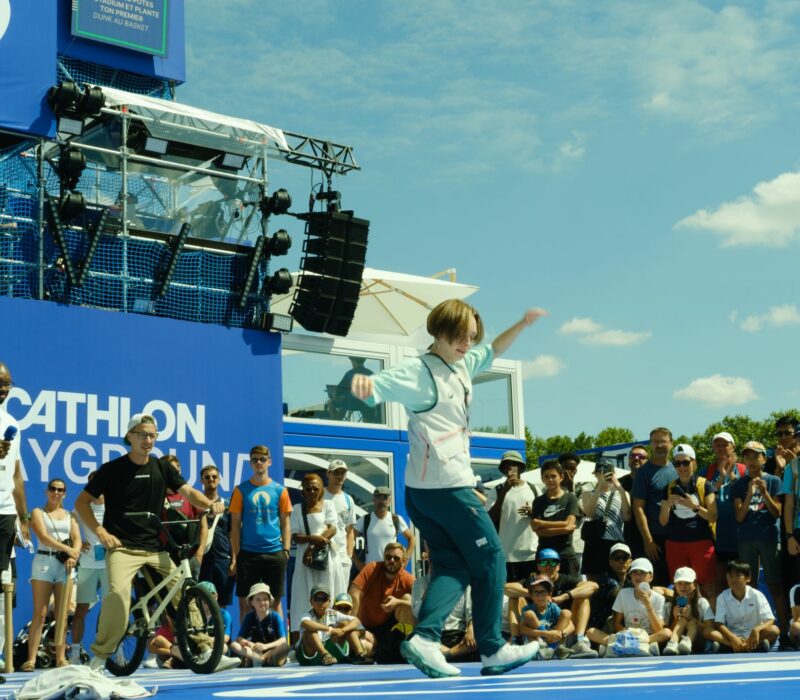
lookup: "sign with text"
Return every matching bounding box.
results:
[71,0,169,57]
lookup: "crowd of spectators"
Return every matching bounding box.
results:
[5,398,800,672]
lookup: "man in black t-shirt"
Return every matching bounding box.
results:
[75,414,224,669]
[530,461,580,575]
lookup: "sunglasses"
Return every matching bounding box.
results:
[674,460,692,467]
[48,486,65,493]
[385,554,402,562]
[538,559,559,567]
[312,595,330,603]
[250,456,269,463]
[630,453,647,460]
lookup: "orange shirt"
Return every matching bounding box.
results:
[353,561,415,628]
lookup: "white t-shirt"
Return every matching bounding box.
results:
[299,608,355,644]
[324,489,357,558]
[0,412,20,515]
[715,585,774,638]
[354,511,409,564]
[612,587,666,633]
[666,596,714,623]
[485,482,538,562]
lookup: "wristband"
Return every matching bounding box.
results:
[20,512,32,523]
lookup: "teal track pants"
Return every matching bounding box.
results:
[405,486,506,657]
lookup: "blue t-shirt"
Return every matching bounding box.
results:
[236,610,286,643]
[781,462,800,530]
[731,474,782,542]
[707,466,744,553]
[631,461,677,537]
[235,480,288,553]
[221,608,233,640]
[522,600,562,630]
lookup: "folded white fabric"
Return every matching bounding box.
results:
[13,667,157,700]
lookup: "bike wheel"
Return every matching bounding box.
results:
[176,584,224,674]
[105,608,148,677]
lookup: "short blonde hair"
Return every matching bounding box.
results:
[426,299,484,344]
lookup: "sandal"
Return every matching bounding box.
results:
[321,653,337,666]
[20,661,35,672]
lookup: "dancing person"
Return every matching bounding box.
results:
[351,300,547,677]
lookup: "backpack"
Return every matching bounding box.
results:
[704,462,745,482]
[355,512,401,561]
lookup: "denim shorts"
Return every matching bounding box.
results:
[30,553,69,585]
[76,566,109,604]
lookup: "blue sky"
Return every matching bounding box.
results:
[181,1,800,442]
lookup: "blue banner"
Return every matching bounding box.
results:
[1,296,284,491]
[71,0,169,57]
[0,0,57,137]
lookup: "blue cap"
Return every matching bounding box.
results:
[334,593,353,608]
[537,548,560,561]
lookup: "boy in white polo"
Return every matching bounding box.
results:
[715,560,779,652]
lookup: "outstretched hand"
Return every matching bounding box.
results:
[522,308,549,326]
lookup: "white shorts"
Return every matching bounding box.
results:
[76,566,109,605]
[30,553,69,585]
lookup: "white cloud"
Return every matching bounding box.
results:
[676,171,800,247]
[674,374,758,407]
[740,304,800,332]
[579,330,652,347]
[522,355,566,379]
[560,317,602,335]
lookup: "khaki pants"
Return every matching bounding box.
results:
[91,548,177,658]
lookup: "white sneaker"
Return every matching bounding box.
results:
[663,640,678,656]
[89,656,106,673]
[678,636,692,655]
[400,635,461,679]
[537,646,554,660]
[649,643,660,656]
[197,645,213,665]
[481,641,539,676]
[214,656,242,673]
[143,656,159,668]
[571,637,598,659]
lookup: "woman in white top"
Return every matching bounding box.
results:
[22,479,81,670]
[289,473,337,641]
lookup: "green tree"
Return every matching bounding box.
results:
[595,427,636,448]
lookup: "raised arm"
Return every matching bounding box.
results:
[491,309,548,358]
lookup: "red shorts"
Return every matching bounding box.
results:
[665,539,716,585]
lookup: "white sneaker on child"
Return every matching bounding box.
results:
[678,636,692,655]
[663,640,678,655]
[143,656,159,668]
[401,635,461,678]
[214,656,242,673]
[89,656,106,673]
[480,641,539,676]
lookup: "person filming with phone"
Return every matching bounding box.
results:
[579,460,631,581]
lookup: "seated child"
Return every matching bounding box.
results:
[519,577,572,660]
[715,560,779,653]
[297,584,372,666]
[789,582,800,650]
[230,582,289,667]
[586,557,671,655]
[656,567,716,655]
[333,592,373,657]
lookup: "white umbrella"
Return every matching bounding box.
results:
[269,267,479,336]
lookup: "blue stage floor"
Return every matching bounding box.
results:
[2,652,800,699]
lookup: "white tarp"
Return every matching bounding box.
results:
[99,86,289,153]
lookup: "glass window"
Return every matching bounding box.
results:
[282,350,385,425]
[472,459,502,490]
[471,370,513,434]
[283,450,392,519]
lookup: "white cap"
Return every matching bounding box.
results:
[674,566,697,583]
[328,459,348,472]
[630,557,654,574]
[609,543,631,557]
[712,431,735,445]
[127,413,158,433]
[672,444,696,460]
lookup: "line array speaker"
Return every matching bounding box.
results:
[290,210,369,336]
